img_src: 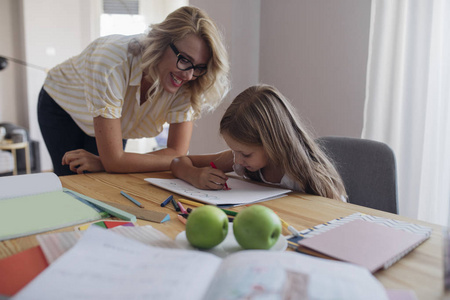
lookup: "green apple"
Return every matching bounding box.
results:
[233,205,282,250]
[185,205,229,249]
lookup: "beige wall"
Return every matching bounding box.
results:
[189,0,261,154]
[0,0,27,127]
[259,0,370,138]
[189,0,371,155]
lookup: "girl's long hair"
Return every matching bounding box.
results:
[220,84,347,201]
[129,6,230,118]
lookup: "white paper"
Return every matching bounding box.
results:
[0,172,61,200]
[37,225,181,264]
[14,226,222,300]
[145,177,291,206]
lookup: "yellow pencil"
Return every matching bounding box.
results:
[279,217,300,236]
[178,198,204,207]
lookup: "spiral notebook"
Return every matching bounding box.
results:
[294,214,432,273]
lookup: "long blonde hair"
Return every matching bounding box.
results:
[129,6,230,118]
[220,84,347,201]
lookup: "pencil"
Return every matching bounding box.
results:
[178,198,204,207]
[177,202,188,214]
[120,191,144,208]
[220,208,237,216]
[209,161,230,190]
[279,217,300,236]
[161,195,173,207]
[177,214,187,225]
[171,197,180,211]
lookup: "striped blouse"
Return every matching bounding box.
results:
[43,34,194,139]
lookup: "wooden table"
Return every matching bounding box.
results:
[0,172,446,299]
[0,140,31,175]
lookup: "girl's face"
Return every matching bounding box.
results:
[157,34,210,94]
[222,133,269,172]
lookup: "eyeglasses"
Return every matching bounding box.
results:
[169,43,207,77]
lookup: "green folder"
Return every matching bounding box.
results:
[0,183,136,241]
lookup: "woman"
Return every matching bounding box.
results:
[38,6,230,176]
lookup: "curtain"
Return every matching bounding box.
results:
[362,0,450,226]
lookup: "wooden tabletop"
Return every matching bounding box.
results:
[0,172,446,299]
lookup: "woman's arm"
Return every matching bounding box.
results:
[62,117,193,173]
[150,121,193,156]
[171,150,234,190]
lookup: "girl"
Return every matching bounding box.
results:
[38,6,230,176]
[171,84,347,201]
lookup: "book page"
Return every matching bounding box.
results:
[203,250,388,300]
[145,177,291,206]
[0,172,62,200]
[37,225,182,264]
[14,226,222,300]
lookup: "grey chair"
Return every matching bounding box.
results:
[316,136,398,214]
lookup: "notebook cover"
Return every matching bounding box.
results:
[297,219,428,272]
[0,246,49,296]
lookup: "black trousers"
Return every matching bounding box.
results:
[37,87,126,176]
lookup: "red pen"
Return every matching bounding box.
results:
[209,162,230,190]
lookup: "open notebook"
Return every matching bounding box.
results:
[145,177,291,206]
[13,226,390,300]
[0,173,135,241]
[292,213,432,273]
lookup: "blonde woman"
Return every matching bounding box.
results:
[171,84,347,201]
[38,6,230,176]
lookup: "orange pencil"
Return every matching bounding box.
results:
[177,214,187,225]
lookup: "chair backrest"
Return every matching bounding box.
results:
[316,136,398,214]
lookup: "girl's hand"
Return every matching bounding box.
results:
[191,166,229,190]
[62,149,105,174]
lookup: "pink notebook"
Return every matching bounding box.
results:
[297,219,430,272]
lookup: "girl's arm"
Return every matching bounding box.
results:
[62,117,193,173]
[171,150,234,190]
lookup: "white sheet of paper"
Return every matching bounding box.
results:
[0,172,61,200]
[145,177,291,206]
[13,226,222,300]
[36,225,181,264]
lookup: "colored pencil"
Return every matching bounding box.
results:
[160,195,173,207]
[171,197,180,211]
[177,202,188,214]
[178,198,204,207]
[120,191,144,208]
[209,161,230,190]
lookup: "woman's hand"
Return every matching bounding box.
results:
[62,149,105,174]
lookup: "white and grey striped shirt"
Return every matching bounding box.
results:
[44,34,193,139]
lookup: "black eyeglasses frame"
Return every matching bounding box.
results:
[169,43,207,77]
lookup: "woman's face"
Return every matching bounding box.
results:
[222,133,269,173]
[157,34,210,94]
